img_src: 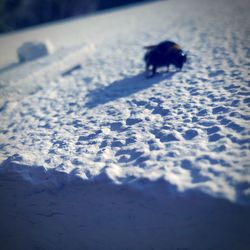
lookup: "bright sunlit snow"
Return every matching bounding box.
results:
[0,0,250,204]
[1,0,250,249]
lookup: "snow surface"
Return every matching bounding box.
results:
[1,0,250,249]
[1,0,249,203]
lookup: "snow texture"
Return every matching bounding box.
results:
[0,0,250,205]
[1,0,250,249]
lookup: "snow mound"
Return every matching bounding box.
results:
[17,41,52,62]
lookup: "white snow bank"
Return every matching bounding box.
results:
[0,0,250,205]
[0,43,95,106]
[0,0,250,248]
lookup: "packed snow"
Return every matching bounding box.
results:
[0,0,250,249]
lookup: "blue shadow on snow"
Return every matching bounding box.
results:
[85,72,176,108]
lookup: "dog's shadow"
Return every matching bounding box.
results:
[85,72,176,108]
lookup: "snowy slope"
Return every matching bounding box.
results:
[0,0,250,249]
[1,0,249,203]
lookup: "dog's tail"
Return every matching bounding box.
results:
[143,45,157,50]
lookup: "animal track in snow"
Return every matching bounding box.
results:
[109,122,125,132]
[182,129,199,140]
[126,118,142,126]
[212,106,229,115]
[151,106,171,116]
[151,129,180,143]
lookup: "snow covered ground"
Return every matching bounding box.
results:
[0,0,250,249]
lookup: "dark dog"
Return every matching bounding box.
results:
[144,40,187,77]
